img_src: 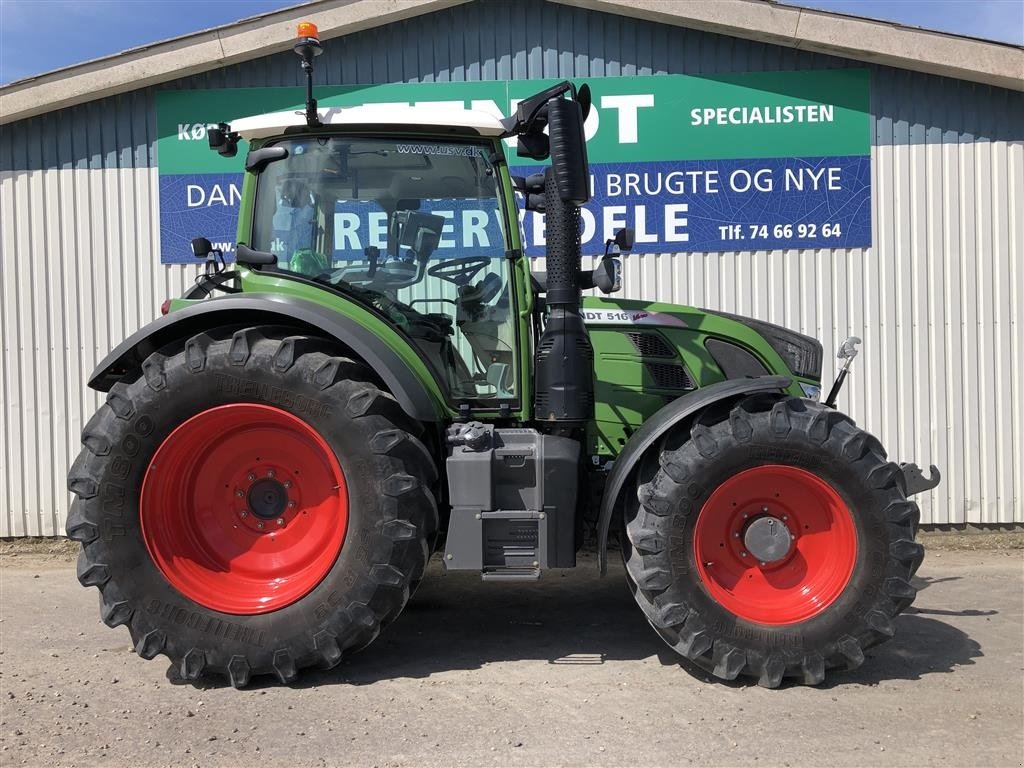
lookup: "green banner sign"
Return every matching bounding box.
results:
[156,69,871,261]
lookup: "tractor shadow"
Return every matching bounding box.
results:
[168,556,986,690]
[168,553,665,690]
[658,612,985,691]
[654,573,988,689]
[317,553,668,686]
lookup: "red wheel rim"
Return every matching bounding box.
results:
[694,465,856,625]
[140,404,348,615]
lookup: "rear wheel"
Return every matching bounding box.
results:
[67,326,438,687]
[622,395,923,687]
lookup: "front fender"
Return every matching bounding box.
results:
[596,376,791,574]
[88,294,445,423]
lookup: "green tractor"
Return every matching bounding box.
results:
[68,25,939,689]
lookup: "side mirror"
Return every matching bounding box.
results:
[208,123,239,158]
[579,258,622,294]
[593,258,621,294]
[547,96,590,205]
[516,131,549,161]
[614,227,635,252]
[604,227,635,259]
[191,237,213,259]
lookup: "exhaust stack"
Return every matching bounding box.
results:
[533,95,594,424]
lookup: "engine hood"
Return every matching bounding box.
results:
[580,296,823,382]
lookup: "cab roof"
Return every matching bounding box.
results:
[231,103,507,140]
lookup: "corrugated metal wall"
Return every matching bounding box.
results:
[1,0,1022,535]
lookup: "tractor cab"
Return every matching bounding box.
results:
[194,43,601,421]
[232,123,522,402]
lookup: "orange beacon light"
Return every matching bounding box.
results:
[297,21,319,40]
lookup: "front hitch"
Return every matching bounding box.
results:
[900,463,942,496]
[824,335,861,407]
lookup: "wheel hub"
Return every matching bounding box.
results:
[247,477,289,519]
[743,515,792,563]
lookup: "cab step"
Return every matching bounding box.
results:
[481,567,541,582]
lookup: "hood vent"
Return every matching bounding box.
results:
[623,331,675,358]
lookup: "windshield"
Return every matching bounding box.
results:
[252,136,518,401]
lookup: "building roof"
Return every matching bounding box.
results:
[1,0,1021,125]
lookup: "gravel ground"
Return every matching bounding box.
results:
[1,539,1022,767]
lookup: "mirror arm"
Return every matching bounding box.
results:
[499,81,576,135]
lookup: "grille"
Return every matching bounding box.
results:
[623,331,675,358]
[645,362,696,391]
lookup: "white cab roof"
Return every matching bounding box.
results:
[230,103,507,140]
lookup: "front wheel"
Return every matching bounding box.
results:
[623,395,923,688]
[67,327,438,687]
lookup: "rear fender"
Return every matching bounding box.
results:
[88,294,445,422]
[596,376,791,574]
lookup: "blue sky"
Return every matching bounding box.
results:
[1,0,1021,85]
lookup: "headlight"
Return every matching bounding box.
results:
[800,382,822,400]
[755,322,823,379]
[711,312,823,380]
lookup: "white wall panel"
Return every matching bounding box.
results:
[2,138,1021,535]
[0,0,1021,534]
[4,129,1019,536]
[574,144,1024,527]
[0,168,203,535]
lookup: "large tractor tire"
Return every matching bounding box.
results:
[622,394,923,688]
[67,326,438,687]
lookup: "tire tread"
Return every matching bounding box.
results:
[622,395,924,688]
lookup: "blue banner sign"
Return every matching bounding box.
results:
[156,72,871,263]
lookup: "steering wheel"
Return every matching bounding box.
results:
[427,257,491,286]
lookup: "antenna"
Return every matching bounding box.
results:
[294,22,324,128]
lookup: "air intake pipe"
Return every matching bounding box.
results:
[533,95,594,424]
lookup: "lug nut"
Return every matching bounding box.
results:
[733,532,740,538]
[446,554,453,560]
[239,510,247,518]
[256,521,264,530]
[267,469,275,478]
[283,481,291,489]
[247,473,256,482]
[235,490,244,498]
[288,500,297,509]
[740,551,747,557]
[276,518,284,525]
[760,561,767,566]
[762,506,768,512]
